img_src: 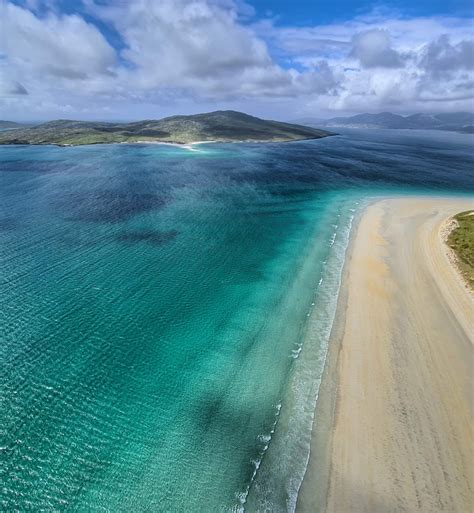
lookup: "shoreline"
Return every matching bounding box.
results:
[124,139,219,150]
[0,133,337,149]
[296,196,473,513]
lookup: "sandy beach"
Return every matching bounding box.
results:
[297,197,473,513]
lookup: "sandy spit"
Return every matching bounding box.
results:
[297,197,473,513]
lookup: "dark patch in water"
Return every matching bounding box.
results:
[199,397,223,432]
[59,189,169,223]
[116,229,178,246]
[0,217,19,232]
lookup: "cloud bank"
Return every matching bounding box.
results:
[1,0,473,119]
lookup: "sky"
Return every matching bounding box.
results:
[1,0,473,121]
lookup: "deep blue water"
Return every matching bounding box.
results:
[1,129,473,512]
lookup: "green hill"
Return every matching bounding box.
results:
[0,111,333,146]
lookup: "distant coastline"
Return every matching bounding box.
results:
[295,111,474,133]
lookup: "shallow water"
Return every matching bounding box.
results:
[1,129,473,512]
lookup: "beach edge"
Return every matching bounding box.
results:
[296,195,474,513]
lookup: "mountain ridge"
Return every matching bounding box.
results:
[0,110,333,146]
[297,112,474,133]
[0,120,29,130]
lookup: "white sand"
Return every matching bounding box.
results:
[297,197,473,513]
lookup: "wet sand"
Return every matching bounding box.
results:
[297,197,473,513]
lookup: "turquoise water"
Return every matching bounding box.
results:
[1,129,473,512]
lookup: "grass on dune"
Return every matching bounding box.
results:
[447,210,474,288]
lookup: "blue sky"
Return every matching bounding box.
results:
[2,0,474,120]
[251,0,474,24]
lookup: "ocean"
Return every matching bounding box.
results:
[1,129,473,512]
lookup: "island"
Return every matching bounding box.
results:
[0,110,333,146]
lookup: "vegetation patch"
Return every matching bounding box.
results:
[447,210,474,288]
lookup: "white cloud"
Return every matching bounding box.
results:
[258,10,474,116]
[84,0,337,98]
[0,1,473,119]
[350,29,403,68]
[262,10,474,56]
[0,57,29,96]
[0,0,338,118]
[419,35,474,78]
[1,2,117,80]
